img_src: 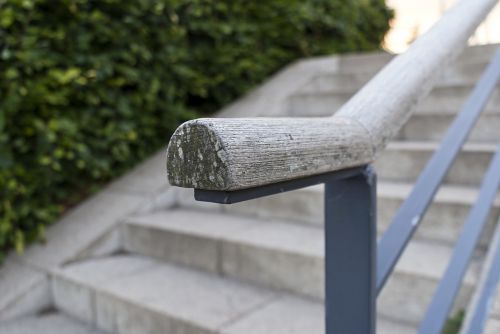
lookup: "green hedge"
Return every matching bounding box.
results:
[0,0,393,259]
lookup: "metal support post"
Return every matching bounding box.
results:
[325,166,377,334]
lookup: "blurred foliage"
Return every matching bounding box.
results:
[443,310,465,334]
[0,0,393,260]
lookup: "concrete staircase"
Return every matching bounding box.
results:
[9,44,500,334]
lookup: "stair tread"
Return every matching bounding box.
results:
[491,285,500,318]
[56,254,276,332]
[335,43,498,67]
[378,181,500,206]
[56,254,414,334]
[126,210,323,257]
[292,83,499,97]
[221,295,414,334]
[329,43,498,78]
[410,107,500,114]
[0,313,105,334]
[125,209,480,285]
[386,141,498,152]
[301,181,500,206]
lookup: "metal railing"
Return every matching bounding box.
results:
[461,216,500,333]
[165,0,500,332]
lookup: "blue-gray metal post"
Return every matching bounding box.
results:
[325,166,377,334]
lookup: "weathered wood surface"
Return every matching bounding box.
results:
[167,117,373,190]
[167,0,498,190]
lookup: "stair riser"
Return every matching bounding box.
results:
[52,276,210,334]
[303,62,488,94]
[396,113,500,142]
[123,223,221,274]
[486,319,500,334]
[378,197,497,248]
[217,189,499,246]
[375,148,495,186]
[287,93,350,116]
[123,223,475,325]
[336,44,497,74]
[52,277,94,325]
[288,88,500,117]
[337,55,389,74]
[338,57,491,75]
[378,274,473,326]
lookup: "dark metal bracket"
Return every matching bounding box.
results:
[194,166,367,204]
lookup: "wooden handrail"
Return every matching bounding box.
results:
[166,0,499,191]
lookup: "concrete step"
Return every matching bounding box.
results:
[299,61,489,95]
[53,255,274,334]
[395,112,500,142]
[377,183,499,248]
[455,43,500,64]
[287,85,500,117]
[221,296,415,334]
[53,254,416,333]
[335,43,498,74]
[375,141,497,186]
[486,318,500,334]
[122,210,481,325]
[0,312,105,334]
[485,285,500,332]
[187,182,500,246]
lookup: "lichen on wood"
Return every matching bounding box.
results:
[167,117,374,190]
[167,119,231,189]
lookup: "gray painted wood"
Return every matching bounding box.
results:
[167,0,498,190]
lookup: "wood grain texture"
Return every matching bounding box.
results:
[167,0,498,190]
[167,118,373,190]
